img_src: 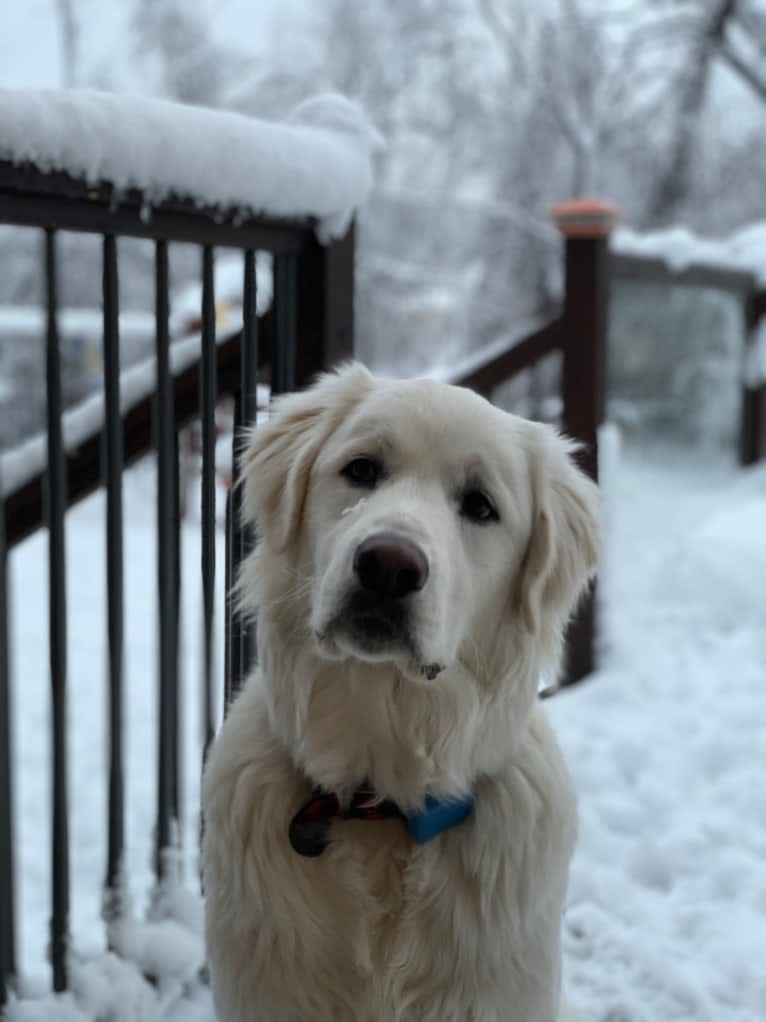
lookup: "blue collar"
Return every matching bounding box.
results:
[289,786,474,857]
[405,793,474,843]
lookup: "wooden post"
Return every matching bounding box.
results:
[552,199,618,684]
[295,222,355,387]
[740,290,766,467]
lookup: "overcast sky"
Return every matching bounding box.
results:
[0,0,299,90]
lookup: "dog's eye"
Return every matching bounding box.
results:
[341,457,382,488]
[460,489,498,524]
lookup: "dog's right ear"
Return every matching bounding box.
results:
[241,362,373,553]
[517,425,601,636]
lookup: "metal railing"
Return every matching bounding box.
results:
[0,158,354,1005]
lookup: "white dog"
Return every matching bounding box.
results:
[203,363,599,1022]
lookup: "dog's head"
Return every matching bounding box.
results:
[242,363,599,687]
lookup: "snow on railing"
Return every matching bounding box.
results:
[423,311,559,386]
[0,306,155,341]
[0,329,268,499]
[614,223,766,287]
[613,222,766,392]
[0,89,383,241]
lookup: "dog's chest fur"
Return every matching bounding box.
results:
[318,817,420,1001]
[203,679,575,1022]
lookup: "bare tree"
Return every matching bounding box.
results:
[642,0,766,98]
[228,0,763,371]
[56,0,79,88]
[617,0,765,221]
[132,0,228,107]
[644,1,740,221]
[477,0,765,228]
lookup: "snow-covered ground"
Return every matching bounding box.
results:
[550,445,766,1022]
[5,440,766,1021]
[7,462,222,1021]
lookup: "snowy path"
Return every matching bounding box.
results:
[550,448,766,1022]
[6,447,766,1021]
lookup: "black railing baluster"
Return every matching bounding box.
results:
[273,253,298,396]
[223,489,234,712]
[200,245,216,751]
[293,226,355,388]
[170,428,182,841]
[225,250,299,705]
[44,229,70,992]
[240,249,259,678]
[154,239,179,881]
[227,251,258,703]
[101,235,125,928]
[242,250,259,426]
[227,397,245,706]
[0,467,15,1009]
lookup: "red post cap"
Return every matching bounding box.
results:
[551,198,620,238]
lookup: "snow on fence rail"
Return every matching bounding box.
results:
[0,89,383,242]
[613,223,766,288]
[0,329,260,501]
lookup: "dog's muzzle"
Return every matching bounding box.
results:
[342,532,428,648]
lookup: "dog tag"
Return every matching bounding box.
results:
[289,789,341,857]
[289,814,331,857]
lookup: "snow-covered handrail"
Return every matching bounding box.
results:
[0,89,383,242]
[424,311,561,392]
[612,224,766,396]
[0,328,249,547]
[613,224,766,290]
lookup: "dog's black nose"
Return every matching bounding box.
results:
[353,533,428,600]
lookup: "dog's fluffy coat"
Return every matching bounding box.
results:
[203,364,599,1021]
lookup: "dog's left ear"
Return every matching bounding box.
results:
[241,362,373,553]
[517,425,601,634]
